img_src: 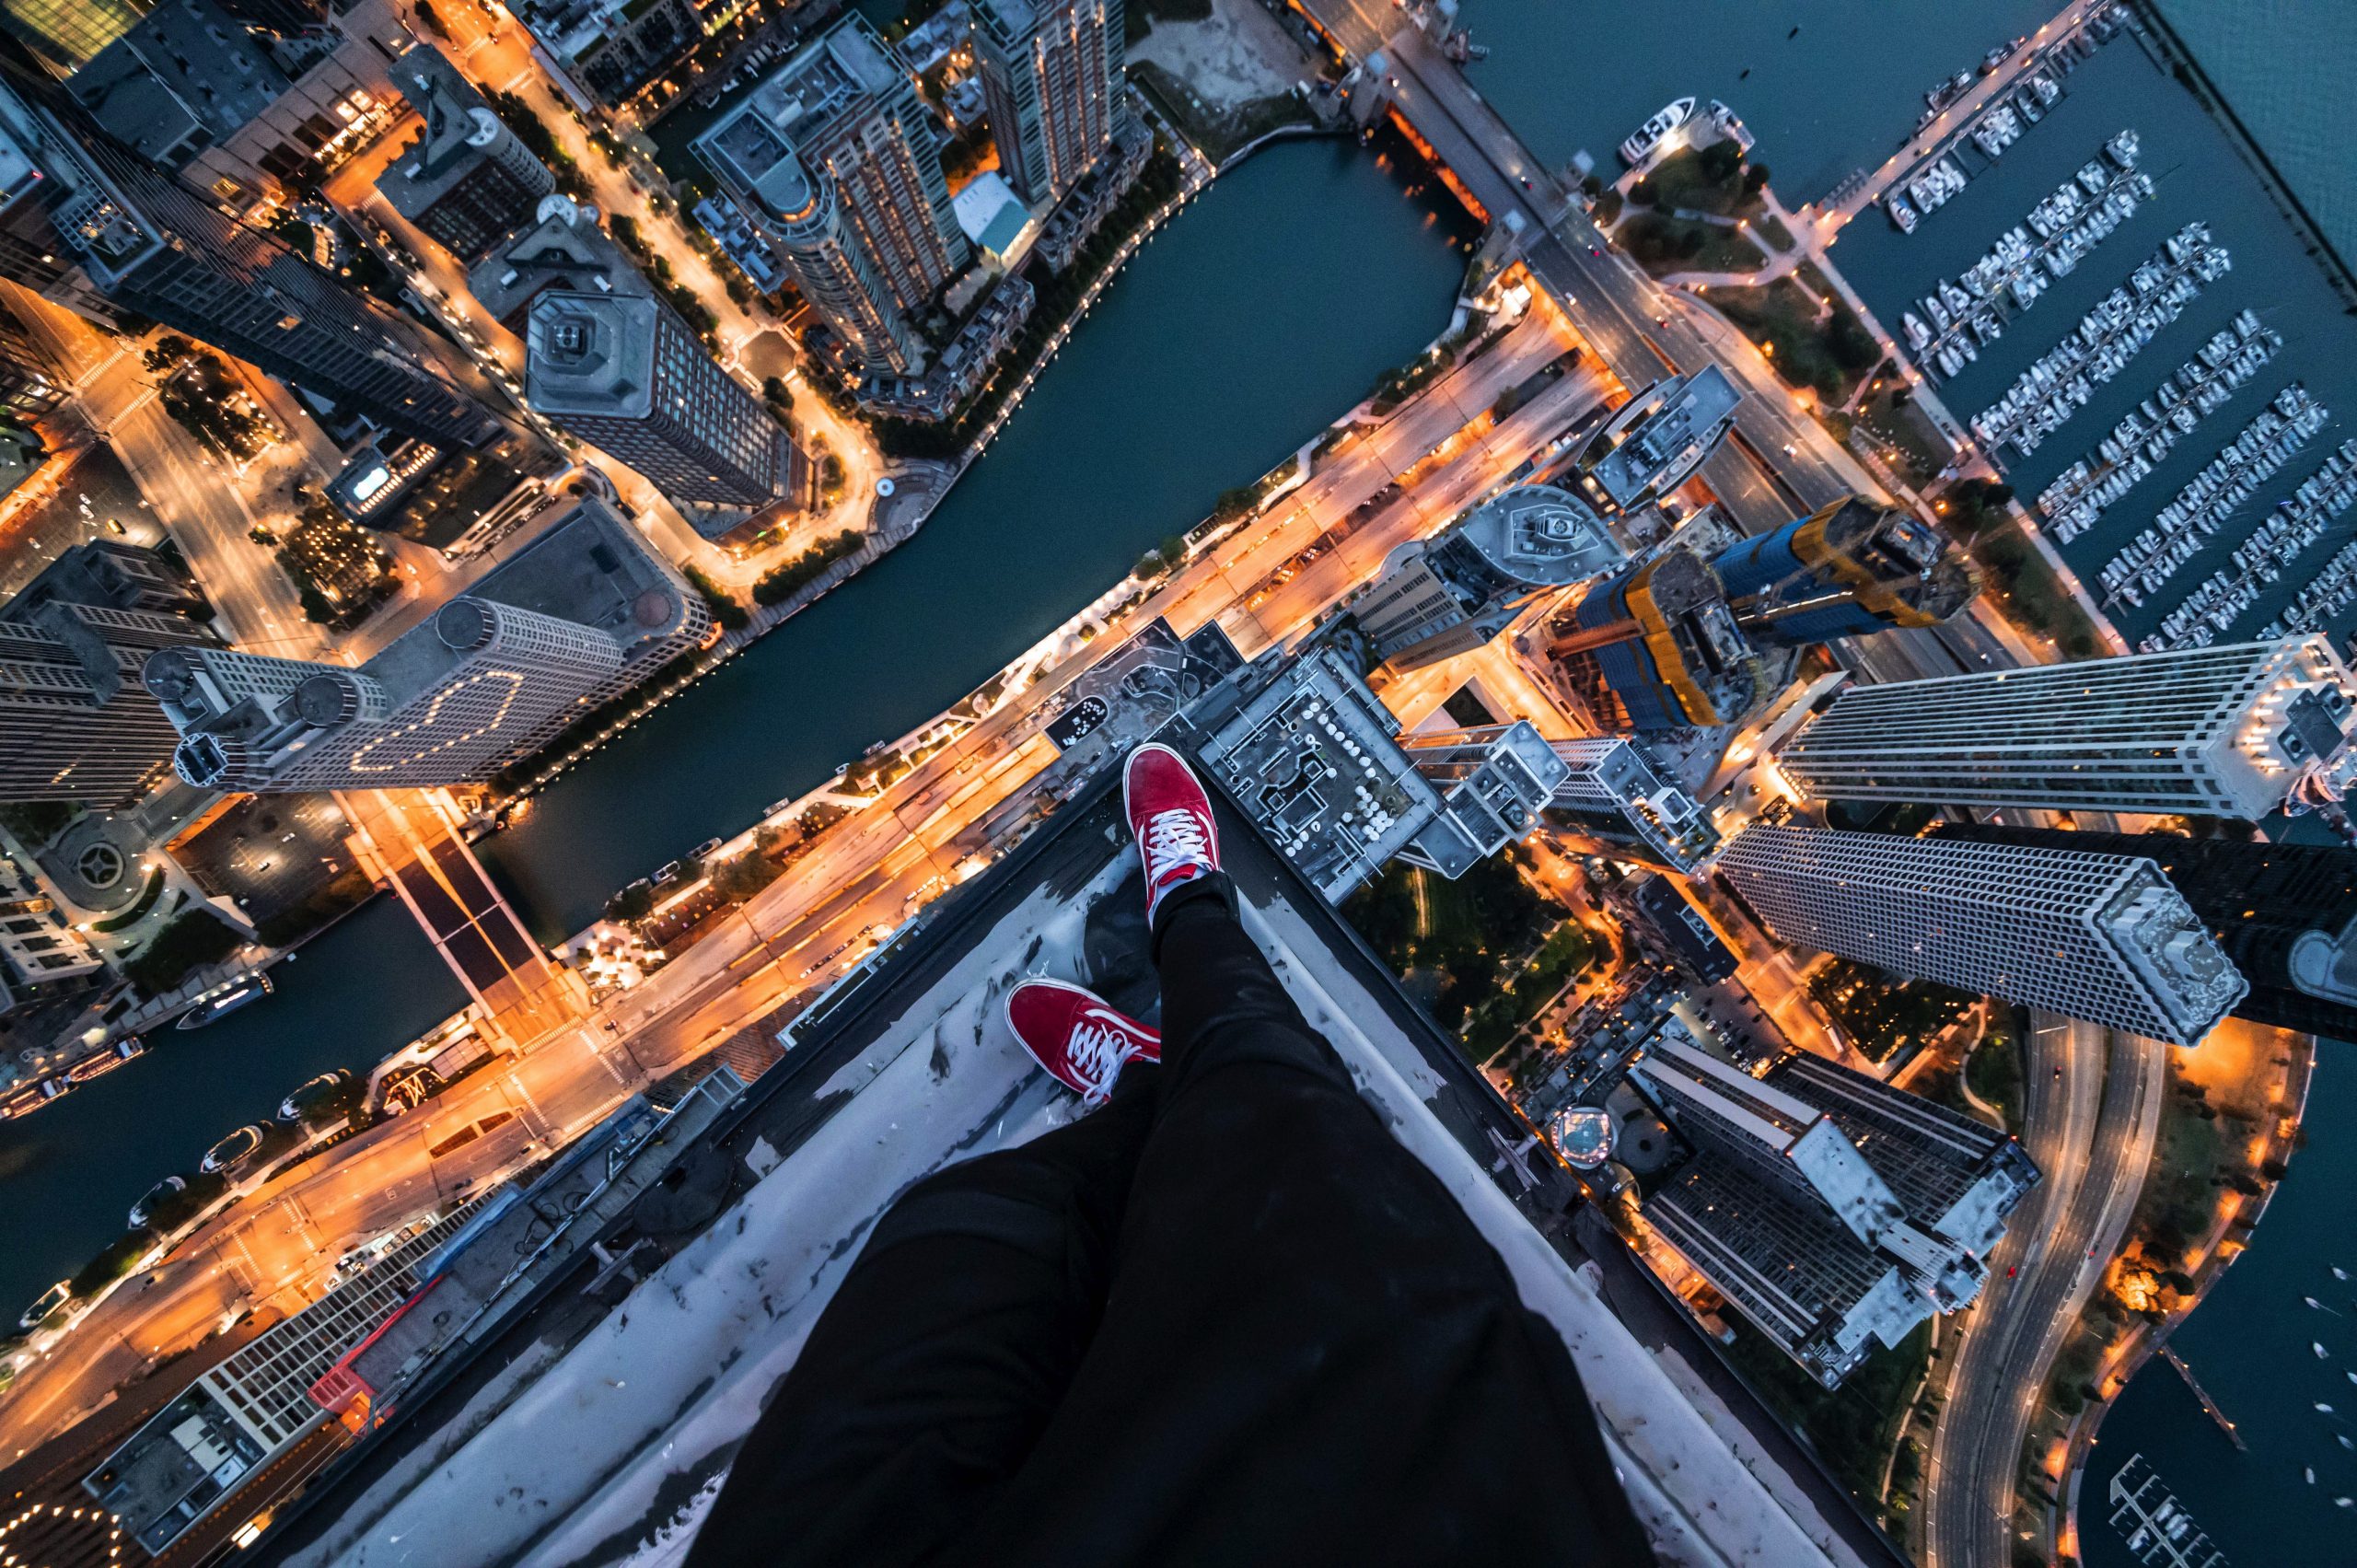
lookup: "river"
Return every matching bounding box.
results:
[0,139,1476,1318]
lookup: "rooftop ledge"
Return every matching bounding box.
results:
[254,772,1895,1568]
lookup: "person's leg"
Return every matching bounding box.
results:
[686,992,1162,1568]
[950,750,1655,1565]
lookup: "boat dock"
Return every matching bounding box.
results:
[2108,1452,2231,1566]
[2159,1345,2247,1451]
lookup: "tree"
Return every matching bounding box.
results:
[1742,162,1771,193]
[72,1230,157,1298]
[606,883,655,923]
[1700,137,1743,183]
[1627,178,1656,206]
[762,376,794,411]
[414,0,448,36]
[143,334,191,374]
[709,851,783,903]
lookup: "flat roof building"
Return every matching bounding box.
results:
[528,287,805,518]
[1547,546,1758,733]
[1579,366,1741,514]
[1355,482,1624,671]
[694,16,970,377]
[1938,823,2357,1042]
[1718,824,2248,1047]
[1778,636,2357,819]
[146,497,710,791]
[377,43,556,266]
[1634,1029,2038,1387]
[1713,497,1979,647]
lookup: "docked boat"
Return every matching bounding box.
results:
[17,1280,69,1333]
[202,1123,266,1176]
[281,1068,354,1123]
[1620,98,1696,165]
[129,1175,187,1229]
[176,973,271,1031]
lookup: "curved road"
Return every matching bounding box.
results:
[1922,1017,2166,1568]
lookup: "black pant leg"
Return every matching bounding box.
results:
[951,892,1655,1568]
[687,1078,1159,1568]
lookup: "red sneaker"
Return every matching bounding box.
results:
[1004,979,1160,1104]
[1123,742,1220,927]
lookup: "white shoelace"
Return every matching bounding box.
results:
[1141,807,1212,889]
[1065,1015,1142,1104]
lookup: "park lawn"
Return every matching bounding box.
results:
[1616,211,1766,277]
[1703,273,1877,403]
[1855,384,1955,491]
[1969,520,2103,658]
[1638,144,1755,217]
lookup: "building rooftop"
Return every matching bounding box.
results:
[1193,645,1444,900]
[70,0,290,163]
[377,44,514,219]
[1453,482,1624,586]
[244,769,1895,1568]
[526,289,662,420]
[347,494,691,704]
[470,198,639,328]
[1585,366,1742,511]
[695,15,904,219]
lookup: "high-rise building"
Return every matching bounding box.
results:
[62,0,405,218]
[84,1207,475,1559]
[1545,546,1757,733]
[1354,482,1624,670]
[1396,720,1570,877]
[1937,823,2357,1042]
[694,16,970,376]
[0,299,62,414]
[1713,497,1979,646]
[1778,636,2357,819]
[145,498,710,791]
[970,0,1121,207]
[1633,1027,2038,1387]
[1717,824,2247,1046]
[527,289,804,518]
[1575,366,1741,514]
[0,541,213,804]
[377,44,556,266]
[0,73,510,447]
[467,194,633,336]
[1541,735,1719,870]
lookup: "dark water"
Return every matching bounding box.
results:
[1459,0,2058,204]
[1830,35,2357,649]
[0,900,466,1318]
[0,140,1472,1316]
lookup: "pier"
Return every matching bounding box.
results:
[2108,1452,2231,1566]
[2158,1345,2247,1451]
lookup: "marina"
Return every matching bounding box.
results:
[2146,438,2357,651]
[1968,225,2235,457]
[2036,315,2282,543]
[1906,130,2153,381]
[1883,6,2125,235]
[2096,383,2328,606]
[2107,1455,2228,1568]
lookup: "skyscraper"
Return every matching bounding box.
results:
[1777,636,2357,819]
[1633,1027,2038,1387]
[1713,497,1979,646]
[1575,366,1741,515]
[1542,735,1719,871]
[145,499,710,791]
[0,74,510,447]
[970,0,1121,207]
[1396,720,1570,877]
[1716,824,2247,1046]
[1354,482,1624,670]
[1545,546,1758,733]
[377,44,557,266]
[1937,822,2357,1042]
[527,289,805,518]
[0,544,214,804]
[695,16,970,375]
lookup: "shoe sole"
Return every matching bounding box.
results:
[1122,741,1220,870]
